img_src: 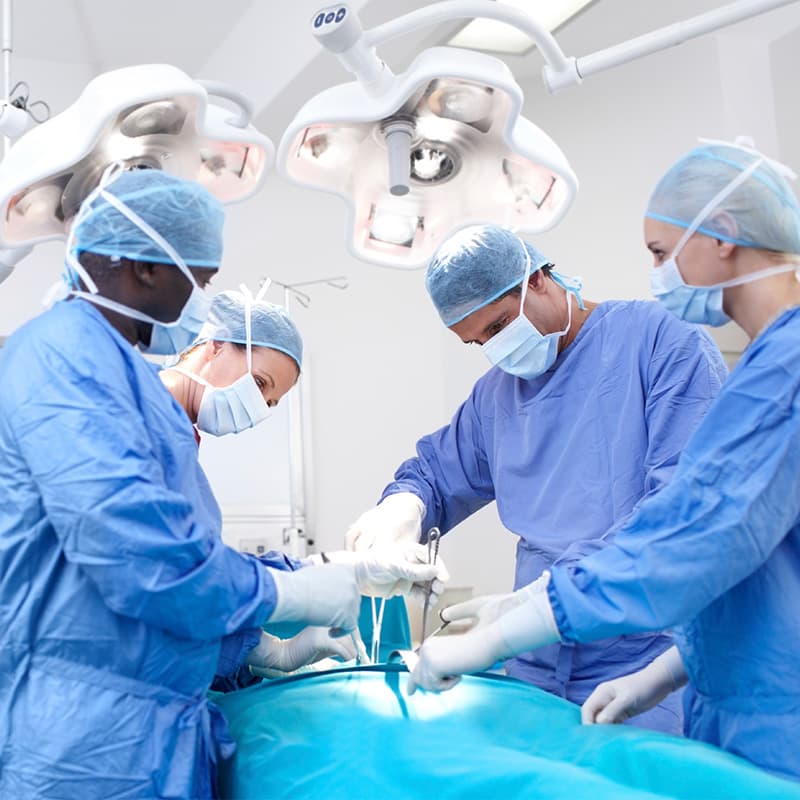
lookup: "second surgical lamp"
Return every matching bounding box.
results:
[278,3,578,269]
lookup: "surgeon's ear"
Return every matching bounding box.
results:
[716,239,736,260]
[210,340,225,358]
[130,260,158,288]
[529,270,548,293]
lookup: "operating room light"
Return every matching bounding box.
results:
[0,64,274,250]
[119,100,187,137]
[278,5,578,269]
[448,0,596,55]
[411,143,458,183]
[368,205,421,246]
[427,82,494,125]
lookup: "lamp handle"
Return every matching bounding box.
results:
[195,80,253,128]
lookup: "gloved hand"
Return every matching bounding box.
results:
[267,564,360,636]
[407,571,559,694]
[581,645,688,725]
[246,627,358,677]
[344,493,425,551]
[310,547,450,605]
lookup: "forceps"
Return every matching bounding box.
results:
[419,527,441,644]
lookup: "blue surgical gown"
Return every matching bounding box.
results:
[0,299,281,799]
[549,307,800,781]
[384,301,727,732]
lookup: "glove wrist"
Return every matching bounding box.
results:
[266,568,309,624]
[496,590,560,659]
[245,632,285,670]
[650,645,688,692]
[379,493,426,545]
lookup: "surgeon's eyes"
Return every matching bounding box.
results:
[486,318,508,339]
[649,247,667,265]
[254,376,266,390]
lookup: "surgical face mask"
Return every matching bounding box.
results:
[64,166,213,355]
[175,368,272,436]
[650,155,798,326]
[481,248,575,379]
[172,290,272,436]
[145,287,212,355]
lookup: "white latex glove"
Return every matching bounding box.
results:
[344,493,425,551]
[246,627,357,676]
[267,564,360,636]
[310,546,450,605]
[581,645,688,725]
[408,571,558,694]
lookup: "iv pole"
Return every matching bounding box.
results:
[265,276,348,555]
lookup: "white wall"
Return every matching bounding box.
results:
[1,7,798,600]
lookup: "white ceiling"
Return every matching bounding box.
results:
[12,0,253,72]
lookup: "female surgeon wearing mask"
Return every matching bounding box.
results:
[161,288,448,682]
[409,138,800,782]
[161,286,300,439]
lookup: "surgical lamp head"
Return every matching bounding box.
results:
[278,5,577,270]
[0,64,273,252]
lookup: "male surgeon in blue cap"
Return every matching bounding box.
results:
[346,223,727,734]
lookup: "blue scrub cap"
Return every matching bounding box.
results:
[197,290,303,370]
[71,169,225,268]
[645,140,800,254]
[426,224,551,327]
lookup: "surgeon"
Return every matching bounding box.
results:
[0,168,364,799]
[409,140,800,782]
[347,222,728,733]
[160,288,448,685]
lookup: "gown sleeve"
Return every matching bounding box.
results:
[381,386,495,535]
[549,329,800,642]
[10,338,280,642]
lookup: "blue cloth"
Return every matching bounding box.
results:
[645,142,800,253]
[0,299,280,798]
[72,169,225,268]
[549,307,800,782]
[214,666,800,800]
[425,224,551,326]
[359,596,412,662]
[264,596,411,664]
[383,301,727,732]
[196,289,303,370]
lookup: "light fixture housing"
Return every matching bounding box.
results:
[278,46,577,269]
[0,63,274,249]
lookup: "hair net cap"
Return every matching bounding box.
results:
[646,141,800,254]
[72,169,225,268]
[198,290,303,370]
[425,224,550,327]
